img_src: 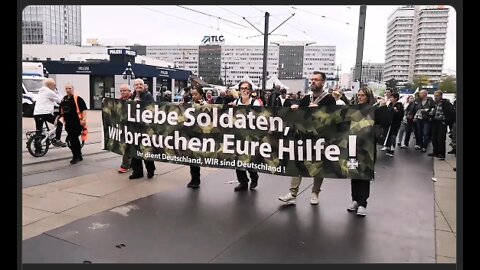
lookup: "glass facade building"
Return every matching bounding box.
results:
[22,5,81,45]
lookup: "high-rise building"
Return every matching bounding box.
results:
[384,5,448,84]
[22,5,81,45]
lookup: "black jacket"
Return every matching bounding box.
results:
[273,96,293,107]
[415,97,436,120]
[132,90,155,102]
[434,98,456,125]
[389,102,404,128]
[298,93,336,107]
[405,102,417,120]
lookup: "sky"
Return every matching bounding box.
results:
[81,5,456,74]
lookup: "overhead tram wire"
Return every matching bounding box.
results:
[268,14,355,71]
[270,15,318,42]
[141,6,247,39]
[250,5,264,13]
[177,5,249,29]
[216,6,243,18]
[289,6,353,27]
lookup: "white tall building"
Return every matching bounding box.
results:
[303,46,336,79]
[22,5,81,45]
[147,46,199,72]
[384,5,449,84]
[222,46,279,86]
[146,44,335,87]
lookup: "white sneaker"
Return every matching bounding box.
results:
[278,192,296,204]
[347,201,359,212]
[356,206,367,216]
[310,193,319,205]
[381,146,387,151]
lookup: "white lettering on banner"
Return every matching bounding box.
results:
[124,127,216,152]
[278,138,339,161]
[182,107,284,132]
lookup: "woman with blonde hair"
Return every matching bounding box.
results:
[347,86,387,216]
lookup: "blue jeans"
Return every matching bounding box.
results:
[416,120,431,149]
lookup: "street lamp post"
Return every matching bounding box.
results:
[122,61,135,86]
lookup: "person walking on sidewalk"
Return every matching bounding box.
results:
[414,90,435,153]
[398,95,416,149]
[428,90,455,160]
[59,83,88,164]
[118,84,133,173]
[278,71,336,205]
[384,92,404,157]
[129,79,156,180]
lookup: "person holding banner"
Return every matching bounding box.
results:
[129,79,156,179]
[229,81,262,191]
[278,71,336,205]
[187,85,205,189]
[347,86,384,216]
[118,84,133,173]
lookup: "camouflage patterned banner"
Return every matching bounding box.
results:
[102,98,375,179]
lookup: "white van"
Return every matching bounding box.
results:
[22,75,45,117]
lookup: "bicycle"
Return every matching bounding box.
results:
[26,117,84,157]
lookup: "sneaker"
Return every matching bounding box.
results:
[310,193,319,205]
[381,146,387,151]
[400,144,407,149]
[386,150,394,157]
[448,149,456,155]
[421,148,427,153]
[415,145,421,150]
[356,206,367,216]
[347,201,359,212]
[437,155,445,160]
[278,192,296,204]
[53,140,67,147]
[118,167,129,173]
[147,171,155,179]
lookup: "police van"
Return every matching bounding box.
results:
[22,62,46,117]
[22,75,45,117]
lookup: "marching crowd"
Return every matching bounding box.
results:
[30,71,456,217]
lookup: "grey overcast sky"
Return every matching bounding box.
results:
[81,5,456,74]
